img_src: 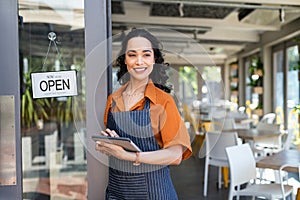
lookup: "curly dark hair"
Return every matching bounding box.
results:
[115,28,172,93]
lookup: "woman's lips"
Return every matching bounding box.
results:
[133,67,147,73]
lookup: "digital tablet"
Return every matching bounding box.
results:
[92,135,141,152]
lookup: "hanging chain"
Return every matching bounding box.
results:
[42,32,67,71]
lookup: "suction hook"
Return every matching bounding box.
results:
[48,32,56,41]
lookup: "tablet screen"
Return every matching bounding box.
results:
[92,135,141,152]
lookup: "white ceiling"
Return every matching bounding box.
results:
[18,0,300,66]
[111,0,300,65]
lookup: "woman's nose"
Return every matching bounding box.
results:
[136,56,144,65]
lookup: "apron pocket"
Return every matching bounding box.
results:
[107,171,149,200]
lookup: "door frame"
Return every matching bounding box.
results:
[85,0,111,199]
[0,0,22,199]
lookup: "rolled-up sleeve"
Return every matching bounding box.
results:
[151,94,192,160]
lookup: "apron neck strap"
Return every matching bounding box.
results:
[144,98,150,110]
[110,97,150,110]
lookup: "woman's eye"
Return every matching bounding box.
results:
[128,54,136,57]
[144,53,151,57]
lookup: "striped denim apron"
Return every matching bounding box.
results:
[105,99,178,200]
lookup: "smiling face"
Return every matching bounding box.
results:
[125,37,155,83]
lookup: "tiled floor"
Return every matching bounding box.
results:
[171,155,298,200]
[171,155,231,200]
[22,153,298,199]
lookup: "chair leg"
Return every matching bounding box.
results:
[203,162,209,196]
[236,185,240,200]
[296,188,300,200]
[192,135,205,157]
[291,191,295,200]
[223,167,229,188]
[228,190,233,200]
[218,167,222,189]
[258,168,264,183]
[228,185,236,200]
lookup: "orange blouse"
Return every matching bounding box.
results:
[103,80,192,160]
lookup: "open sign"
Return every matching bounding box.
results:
[31,70,78,99]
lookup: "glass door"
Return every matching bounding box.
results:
[18,1,87,199]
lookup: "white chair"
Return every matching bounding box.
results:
[229,112,252,129]
[256,122,280,131]
[225,143,294,200]
[255,128,293,183]
[267,133,296,185]
[234,119,252,129]
[182,103,199,142]
[279,163,299,200]
[203,131,238,196]
[210,116,237,134]
[254,122,281,155]
[254,112,277,155]
[265,129,293,154]
[260,113,276,124]
[280,129,293,151]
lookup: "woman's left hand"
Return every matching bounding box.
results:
[95,141,130,160]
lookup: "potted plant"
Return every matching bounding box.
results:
[288,37,300,80]
[248,57,264,87]
[253,104,263,116]
[254,58,264,76]
[230,61,239,81]
[230,85,238,95]
[253,86,263,94]
[21,71,50,130]
[230,61,238,70]
[230,75,238,83]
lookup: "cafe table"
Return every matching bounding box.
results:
[256,149,300,173]
[235,128,282,142]
[256,149,300,199]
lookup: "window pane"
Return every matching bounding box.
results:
[202,66,223,103]
[243,58,252,118]
[273,50,284,125]
[178,66,198,104]
[286,45,299,146]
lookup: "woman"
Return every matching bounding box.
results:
[96,28,192,200]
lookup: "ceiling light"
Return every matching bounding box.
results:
[238,8,255,21]
[279,8,285,22]
[178,3,184,17]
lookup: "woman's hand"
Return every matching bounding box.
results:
[95,141,133,160]
[100,128,119,137]
[95,128,133,160]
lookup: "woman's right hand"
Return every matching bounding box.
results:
[100,128,119,137]
[96,129,134,161]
